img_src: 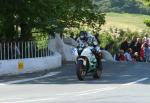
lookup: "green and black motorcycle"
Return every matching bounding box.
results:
[72,46,103,80]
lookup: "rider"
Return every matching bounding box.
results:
[76,31,102,66]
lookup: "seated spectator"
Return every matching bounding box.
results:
[114,52,120,61]
[114,50,126,61]
[133,52,141,62]
[119,50,126,61]
[124,48,132,61]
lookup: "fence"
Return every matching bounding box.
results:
[0,41,53,60]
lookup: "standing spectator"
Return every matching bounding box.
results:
[140,38,146,61]
[135,38,142,56]
[144,43,150,62]
[120,37,129,52]
[130,36,136,53]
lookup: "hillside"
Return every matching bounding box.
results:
[95,0,150,15]
[102,12,150,31]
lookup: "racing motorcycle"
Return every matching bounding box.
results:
[72,45,103,81]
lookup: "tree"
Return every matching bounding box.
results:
[143,0,150,6]
[0,0,105,41]
[143,0,150,27]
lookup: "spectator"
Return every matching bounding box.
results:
[114,50,126,61]
[133,52,141,62]
[120,37,129,52]
[129,36,136,53]
[124,48,132,61]
[140,38,146,61]
[145,43,150,62]
[135,38,142,56]
[114,51,120,61]
[119,50,126,61]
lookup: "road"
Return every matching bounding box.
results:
[0,61,150,103]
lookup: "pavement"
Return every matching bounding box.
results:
[0,61,150,103]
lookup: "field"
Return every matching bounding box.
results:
[102,12,150,32]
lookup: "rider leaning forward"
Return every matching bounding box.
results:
[76,31,102,66]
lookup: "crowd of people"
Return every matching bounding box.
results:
[114,34,150,62]
[68,31,150,63]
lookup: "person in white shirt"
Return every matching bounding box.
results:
[124,48,132,61]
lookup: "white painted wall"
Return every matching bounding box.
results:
[0,52,62,76]
[48,34,76,61]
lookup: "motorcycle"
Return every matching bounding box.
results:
[72,46,103,80]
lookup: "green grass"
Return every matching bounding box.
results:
[102,12,150,31]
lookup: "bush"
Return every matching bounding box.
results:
[144,19,150,27]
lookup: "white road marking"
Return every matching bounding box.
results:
[0,77,149,102]
[0,72,60,85]
[2,98,56,103]
[78,87,118,96]
[0,98,23,101]
[77,77,149,96]
[121,77,148,86]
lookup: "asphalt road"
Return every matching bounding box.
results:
[0,61,150,103]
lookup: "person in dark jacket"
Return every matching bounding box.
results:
[120,37,129,52]
[129,36,136,53]
[135,38,142,55]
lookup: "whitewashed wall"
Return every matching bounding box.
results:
[0,52,62,76]
[48,34,76,61]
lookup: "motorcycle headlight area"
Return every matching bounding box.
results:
[79,48,83,51]
[78,57,87,66]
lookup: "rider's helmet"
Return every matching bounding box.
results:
[79,31,88,41]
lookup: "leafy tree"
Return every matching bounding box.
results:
[143,0,150,6]
[143,0,150,27]
[0,0,105,41]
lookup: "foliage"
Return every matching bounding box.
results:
[142,0,150,27]
[99,28,150,54]
[143,0,150,6]
[144,19,150,27]
[0,0,105,41]
[95,0,150,15]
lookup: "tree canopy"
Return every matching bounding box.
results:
[142,0,150,27]
[0,0,105,41]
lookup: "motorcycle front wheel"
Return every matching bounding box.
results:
[76,60,86,81]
